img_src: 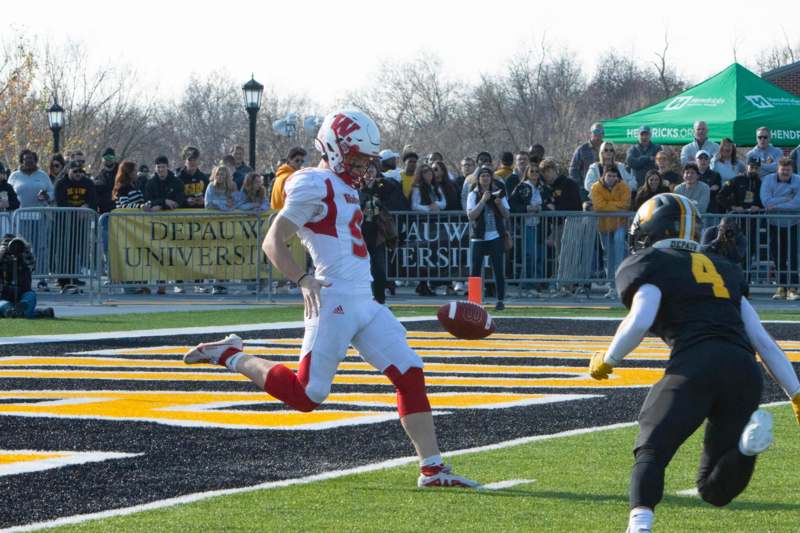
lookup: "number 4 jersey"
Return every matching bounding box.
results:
[281,167,372,291]
[616,245,752,357]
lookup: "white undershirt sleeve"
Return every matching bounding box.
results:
[604,284,661,366]
[741,297,800,398]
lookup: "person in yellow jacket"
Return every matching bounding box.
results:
[590,165,630,298]
[270,147,307,210]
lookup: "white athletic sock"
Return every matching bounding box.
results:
[225,352,246,372]
[420,454,443,468]
[628,507,654,532]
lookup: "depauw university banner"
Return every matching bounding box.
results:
[109,210,304,282]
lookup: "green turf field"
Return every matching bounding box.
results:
[46,406,798,533]
[3,305,800,337]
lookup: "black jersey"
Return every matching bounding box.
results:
[616,245,752,356]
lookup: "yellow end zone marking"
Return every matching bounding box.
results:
[0,367,663,388]
[0,452,68,464]
[0,357,650,375]
[0,391,593,430]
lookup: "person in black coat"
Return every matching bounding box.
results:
[144,156,185,210]
[0,163,20,212]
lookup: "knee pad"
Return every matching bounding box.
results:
[384,365,430,417]
[264,364,319,413]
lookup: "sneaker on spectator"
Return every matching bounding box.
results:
[194,286,209,294]
[157,286,166,295]
[173,286,184,294]
[212,286,227,295]
[495,300,505,311]
[453,281,466,295]
[788,288,800,301]
[773,287,787,300]
[604,288,617,299]
[36,280,49,292]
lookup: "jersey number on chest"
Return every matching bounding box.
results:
[690,253,730,299]
[348,210,367,258]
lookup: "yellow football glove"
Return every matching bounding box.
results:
[589,351,613,380]
[792,393,800,427]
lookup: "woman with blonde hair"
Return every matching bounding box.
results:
[235,172,268,211]
[204,164,238,211]
[711,137,745,185]
[584,141,636,196]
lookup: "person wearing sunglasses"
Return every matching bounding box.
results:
[746,127,783,178]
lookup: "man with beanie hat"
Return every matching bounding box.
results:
[93,147,118,214]
[569,123,604,197]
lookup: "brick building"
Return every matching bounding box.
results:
[763,60,800,97]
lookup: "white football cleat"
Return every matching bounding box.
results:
[417,464,479,488]
[183,334,244,365]
[739,409,773,456]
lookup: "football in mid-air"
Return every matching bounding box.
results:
[437,301,496,340]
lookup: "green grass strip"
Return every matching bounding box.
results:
[46,406,799,532]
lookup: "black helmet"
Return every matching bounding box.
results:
[629,193,702,252]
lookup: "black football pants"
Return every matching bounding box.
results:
[630,342,763,509]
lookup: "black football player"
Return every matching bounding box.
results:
[587,193,800,533]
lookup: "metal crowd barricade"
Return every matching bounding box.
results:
[98,210,272,299]
[11,207,99,293]
[0,211,11,236]
[383,209,800,293]
[385,210,635,291]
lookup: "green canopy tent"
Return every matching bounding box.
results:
[602,63,800,147]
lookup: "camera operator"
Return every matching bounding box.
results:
[701,217,748,267]
[0,234,54,318]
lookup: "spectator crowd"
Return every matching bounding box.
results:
[2,119,800,305]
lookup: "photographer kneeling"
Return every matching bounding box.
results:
[0,234,54,318]
[700,217,748,266]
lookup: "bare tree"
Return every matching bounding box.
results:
[756,30,800,73]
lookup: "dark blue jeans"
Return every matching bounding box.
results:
[470,237,505,301]
[0,290,37,318]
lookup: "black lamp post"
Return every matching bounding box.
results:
[47,101,65,153]
[242,76,264,169]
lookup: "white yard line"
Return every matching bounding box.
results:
[6,400,792,532]
[479,479,536,490]
[3,314,798,345]
[3,421,636,533]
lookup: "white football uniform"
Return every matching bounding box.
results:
[280,167,422,404]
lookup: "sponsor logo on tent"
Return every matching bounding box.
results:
[745,95,774,109]
[664,96,724,111]
[664,96,693,110]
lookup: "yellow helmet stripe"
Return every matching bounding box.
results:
[675,194,696,240]
[675,195,686,238]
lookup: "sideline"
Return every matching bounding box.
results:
[2,421,636,533]
[6,399,791,532]
[3,313,800,345]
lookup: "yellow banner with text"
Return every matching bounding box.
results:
[108,210,302,282]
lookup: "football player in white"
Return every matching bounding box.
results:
[185,109,478,488]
